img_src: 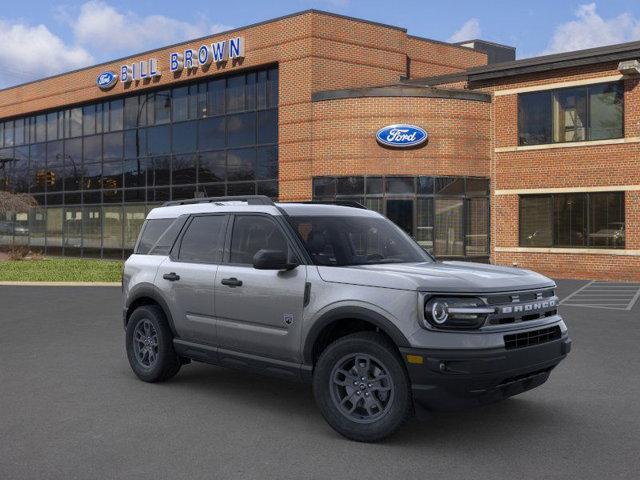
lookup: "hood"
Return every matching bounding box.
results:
[316,261,554,293]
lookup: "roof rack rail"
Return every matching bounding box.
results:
[295,200,368,210]
[162,195,275,207]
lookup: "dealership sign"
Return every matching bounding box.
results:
[97,36,245,90]
[376,124,428,148]
[96,71,118,90]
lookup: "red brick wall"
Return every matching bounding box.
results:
[406,37,487,79]
[308,95,491,188]
[483,63,640,281]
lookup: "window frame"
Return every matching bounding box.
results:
[517,81,624,146]
[518,192,625,249]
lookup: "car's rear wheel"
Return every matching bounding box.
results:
[126,305,181,382]
[313,332,412,442]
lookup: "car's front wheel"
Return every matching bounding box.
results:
[313,332,413,442]
[126,305,181,382]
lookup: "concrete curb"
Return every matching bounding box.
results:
[0,281,121,287]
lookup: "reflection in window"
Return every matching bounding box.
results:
[466,198,488,256]
[519,82,623,145]
[416,198,433,251]
[103,206,123,257]
[435,198,464,256]
[172,154,197,185]
[198,151,226,183]
[83,206,102,256]
[172,120,197,153]
[227,112,256,147]
[554,193,587,247]
[124,205,146,249]
[519,192,624,248]
[227,148,255,181]
[0,66,278,257]
[147,125,171,155]
[198,117,225,150]
[63,207,82,254]
[226,75,245,113]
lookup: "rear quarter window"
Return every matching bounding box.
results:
[135,218,175,254]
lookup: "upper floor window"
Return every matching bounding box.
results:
[518,82,623,146]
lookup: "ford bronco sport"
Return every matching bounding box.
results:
[122,195,571,442]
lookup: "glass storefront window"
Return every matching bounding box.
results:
[103,206,123,257]
[416,198,433,252]
[63,206,82,255]
[0,66,278,258]
[83,206,102,256]
[435,198,464,257]
[466,197,488,256]
[313,175,489,259]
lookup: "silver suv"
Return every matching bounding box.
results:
[122,195,571,442]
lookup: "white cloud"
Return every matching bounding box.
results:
[542,3,640,54]
[71,1,232,55]
[0,20,93,88]
[0,1,234,88]
[448,18,481,43]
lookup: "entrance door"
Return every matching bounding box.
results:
[386,199,414,236]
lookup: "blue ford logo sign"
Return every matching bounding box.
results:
[96,71,118,90]
[376,124,428,148]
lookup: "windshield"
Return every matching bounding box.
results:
[288,215,433,266]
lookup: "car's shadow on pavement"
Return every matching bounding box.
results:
[138,361,575,445]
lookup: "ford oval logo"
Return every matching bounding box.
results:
[96,71,118,90]
[376,124,428,148]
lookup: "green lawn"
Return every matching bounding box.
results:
[0,258,123,282]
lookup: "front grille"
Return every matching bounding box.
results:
[486,289,554,305]
[485,289,558,326]
[504,326,562,350]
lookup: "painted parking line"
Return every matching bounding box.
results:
[560,280,640,311]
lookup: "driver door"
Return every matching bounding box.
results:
[214,214,307,362]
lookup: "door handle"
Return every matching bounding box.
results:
[221,277,243,287]
[163,272,180,281]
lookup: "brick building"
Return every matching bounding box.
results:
[0,10,637,280]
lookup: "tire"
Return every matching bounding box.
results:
[313,331,413,442]
[126,305,181,383]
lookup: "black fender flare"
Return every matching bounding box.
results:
[302,306,411,364]
[125,283,178,336]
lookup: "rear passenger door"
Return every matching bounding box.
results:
[214,214,307,362]
[156,214,229,346]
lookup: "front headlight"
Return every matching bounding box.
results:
[423,297,495,330]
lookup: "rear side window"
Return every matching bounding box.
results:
[178,215,227,263]
[135,219,174,254]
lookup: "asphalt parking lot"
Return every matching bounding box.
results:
[0,281,638,480]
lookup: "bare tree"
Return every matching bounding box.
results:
[0,191,37,214]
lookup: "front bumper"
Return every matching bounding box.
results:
[400,334,571,411]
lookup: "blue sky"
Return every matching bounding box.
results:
[2,0,640,88]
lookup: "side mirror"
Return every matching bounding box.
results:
[253,249,298,270]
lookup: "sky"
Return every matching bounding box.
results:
[2,0,640,88]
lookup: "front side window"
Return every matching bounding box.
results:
[289,215,431,267]
[518,82,623,145]
[229,215,290,265]
[178,215,226,263]
[519,192,624,248]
